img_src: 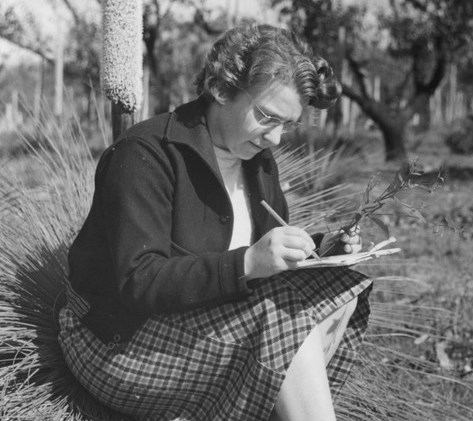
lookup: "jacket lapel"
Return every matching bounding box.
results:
[242,150,275,240]
[164,96,275,240]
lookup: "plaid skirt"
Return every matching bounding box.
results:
[58,267,372,421]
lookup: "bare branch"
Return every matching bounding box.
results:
[393,69,413,104]
[342,82,366,107]
[423,37,447,93]
[161,0,173,19]
[143,1,160,77]
[0,35,53,63]
[0,5,54,63]
[345,51,370,100]
[404,0,428,13]
[62,0,81,25]
[342,82,398,124]
[193,9,225,36]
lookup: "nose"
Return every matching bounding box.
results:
[262,125,283,147]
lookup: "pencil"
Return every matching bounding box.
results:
[260,200,321,260]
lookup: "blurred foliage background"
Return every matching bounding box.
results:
[1,0,473,160]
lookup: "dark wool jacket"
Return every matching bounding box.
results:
[68,97,290,343]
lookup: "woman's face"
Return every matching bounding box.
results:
[211,83,303,160]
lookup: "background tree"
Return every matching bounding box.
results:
[0,0,237,123]
[275,0,473,161]
[0,0,101,121]
[0,2,54,62]
[142,0,234,114]
[383,0,473,129]
[57,0,102,120]
[102,0,143,141]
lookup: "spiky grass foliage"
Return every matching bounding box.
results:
[274,145,358,231]
[338,350,473,421]
[0,115,133,420]
[335,278,473,420]
[0,115,472,420]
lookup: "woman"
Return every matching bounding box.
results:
[59,24,372,421]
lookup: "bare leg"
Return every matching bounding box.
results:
[319,297,358,365]
[272,323,336,421]
[269,298,358,421]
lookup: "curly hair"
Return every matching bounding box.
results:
[195,24,341,109]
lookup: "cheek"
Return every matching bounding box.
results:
[225,111,261,150]
[241,115,262,137]
[240,108,259,131]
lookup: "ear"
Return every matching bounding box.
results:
[212,90,228,105]
[208,85,233,105]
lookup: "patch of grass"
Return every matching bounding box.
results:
[0,107,132,420]
[333,129,473,417]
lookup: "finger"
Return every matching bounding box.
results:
[340,233,350,243]
[343,244,353,253]
[282,260,299,270]
[347,225,360,236]
[345,235,361,245]
[280,236,315,257]
[280,227,316,250]
[281,247,311,262]
[351,243,362,253]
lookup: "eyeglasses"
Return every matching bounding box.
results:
[243,90,302,133]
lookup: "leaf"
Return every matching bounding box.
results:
[363,182,370,205]
[392,197,428,223]
[362,176,379,205]
[406,206,428,223]
[369,215,390,238]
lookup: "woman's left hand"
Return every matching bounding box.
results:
[339,225,362,254]
[319,225,362,256]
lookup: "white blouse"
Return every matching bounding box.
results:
[213,146,254,250]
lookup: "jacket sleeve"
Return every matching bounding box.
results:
[97,137,252,317]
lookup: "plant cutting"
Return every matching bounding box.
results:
[318,159,445,257]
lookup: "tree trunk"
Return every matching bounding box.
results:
[33,58,44,120]
[377,117,407,162]
[154,72,171,114]
[54,17,64,119]
[342,85,407,162]
[141,63,150,121]
[112,102,134,142]
[416,93,431,131]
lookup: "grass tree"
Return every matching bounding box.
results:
[102,0,143,141]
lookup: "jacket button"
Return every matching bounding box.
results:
[219,215,230,224]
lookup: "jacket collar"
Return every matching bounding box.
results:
[164,96,273,174]
[164,96,277,239]
[164,96,216,166]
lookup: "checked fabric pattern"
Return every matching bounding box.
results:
[59,267,372,421]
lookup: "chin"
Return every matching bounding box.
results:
[231,142,264,160]
[238,150,260,160]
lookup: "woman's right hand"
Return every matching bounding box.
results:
[244,226,316,280]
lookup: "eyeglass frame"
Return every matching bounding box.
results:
[241,89,302,133]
